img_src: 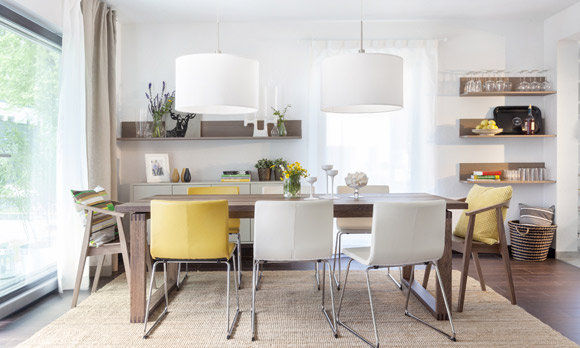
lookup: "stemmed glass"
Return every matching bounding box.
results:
[530,69,541,91]
[327,169,338,199]
[321,164,333,195]
[539,69,552,91]
[517,70,529,91]
[304,176,318,200]
[484,70,495,92]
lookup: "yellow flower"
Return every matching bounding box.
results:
[285,174,290,178]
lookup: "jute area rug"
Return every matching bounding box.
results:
[19,270,577,347]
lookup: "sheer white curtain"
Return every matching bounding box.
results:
[55,0,88,291]
[308,40,438,193]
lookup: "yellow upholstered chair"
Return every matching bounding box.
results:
[188,186,242,287]
[143,200,239,339]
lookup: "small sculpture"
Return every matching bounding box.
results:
[181,168,191,183]
[166,111,196,138]
[171,168,180,183]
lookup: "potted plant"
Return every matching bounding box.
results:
[255,158,273,181]
[271,104,291,136]
[280,161,308,198]
[271,158,287,181]
[146,81,175,137]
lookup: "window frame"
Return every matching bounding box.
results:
[0,4,61,49]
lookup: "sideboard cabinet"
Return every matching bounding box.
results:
[130,182,287,243]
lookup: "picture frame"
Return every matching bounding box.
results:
[145,154,170,183]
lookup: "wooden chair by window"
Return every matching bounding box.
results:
[423,198,516,312]
[71,202,131,308]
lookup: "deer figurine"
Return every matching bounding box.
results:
[166,111,197,137]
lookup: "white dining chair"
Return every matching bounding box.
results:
[337,200,456,347]
[260,185,320,290]
[333,185,397,290]
[251,199,337,341]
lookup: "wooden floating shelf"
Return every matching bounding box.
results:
[117,136,302,141]
[460,134,556,138]
[118,120,302,141]
[460,180,556,184]
[459,162,554,184]
[460,91,556,97]
[459,77,556,97]
[459,119,555,138]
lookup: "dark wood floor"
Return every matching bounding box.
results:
[2,253,580,346]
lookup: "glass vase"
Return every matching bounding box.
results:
[283,175,301,198]
[277,120,287,136]
[152,118,166,138]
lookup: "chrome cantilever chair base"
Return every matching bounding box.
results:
[143,248,241,340]
[251,259,338,341]
[336,259,456,348]
[333,230,403,291]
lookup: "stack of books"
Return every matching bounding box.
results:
[467,170,502,182]
[220,174,251,182]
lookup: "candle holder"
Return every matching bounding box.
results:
[304,176,318,200]
[321,164,333,195]
[327,169,338,199]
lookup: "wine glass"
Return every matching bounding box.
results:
[517,70,529,91]
[530,69,541,91]
[304,176,317,200]
[321,164,333,195]
[327,169,338,199]
[539,69,552,91]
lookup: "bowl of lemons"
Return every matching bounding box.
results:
[472,119,502,136]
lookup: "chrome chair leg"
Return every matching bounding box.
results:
[255,261,263,291]
[404,262,456,341]
[251,260,258,341]
[337,260,379,347]
[332,231,342,289]
[387,266,403,290]
[336,231,343,290]
[315,261,320,290]
[226,258,241,339]
[143,261,169,339]
[320,260,338,337]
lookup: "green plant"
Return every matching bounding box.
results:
[255,158,273,169]
[271,158,288,169]
[271,104,291,123]
[146,81,174,137]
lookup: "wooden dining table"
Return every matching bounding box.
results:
[116,193,468,323]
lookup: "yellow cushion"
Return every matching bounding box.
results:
[453,185,512,245]
[187,186,241,234]
[151,200,233,260]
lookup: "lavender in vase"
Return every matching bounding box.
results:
[146,81,175,138]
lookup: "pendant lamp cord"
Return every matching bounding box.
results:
[216,0,222,53]
[359,0,365,53]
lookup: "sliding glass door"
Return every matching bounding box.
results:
[0,14,61,303]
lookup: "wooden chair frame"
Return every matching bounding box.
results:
[71,202,132,308]
[424,198,516,312]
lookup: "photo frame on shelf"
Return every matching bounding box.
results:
[145,153,170,183]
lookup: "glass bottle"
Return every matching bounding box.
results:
[523,105,536,135]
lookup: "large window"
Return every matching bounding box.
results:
[0,8,61,302]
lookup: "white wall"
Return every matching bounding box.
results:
[117,19,551,235]
[544,3,580,253]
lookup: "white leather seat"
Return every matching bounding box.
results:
[251,199,337,341]
[337,200,456,347]
[333,185,390,289]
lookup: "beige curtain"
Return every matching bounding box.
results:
[82,0,117,199]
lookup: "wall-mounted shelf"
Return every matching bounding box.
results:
[117,120,302,141]
[460,91,557,97]
[460,180,556,184]
[459,162,555,184]
[459,77,556,97]
[459,119,556,138]
[117,136,302,141]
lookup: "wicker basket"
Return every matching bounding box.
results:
[508,220,556,261]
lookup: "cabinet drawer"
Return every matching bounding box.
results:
[132,185,172,200]
[172,184,211,195]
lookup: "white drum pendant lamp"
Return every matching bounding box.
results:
[175,11,259,115]
[321,1,403,113]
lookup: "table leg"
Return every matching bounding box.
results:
[129,213,179,323]
[402,209,452,320]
